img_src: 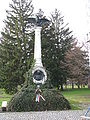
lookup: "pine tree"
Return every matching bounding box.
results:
[0,0,34,93]
[41,9,74,90]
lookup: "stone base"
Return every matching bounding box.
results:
[2,107,7,111]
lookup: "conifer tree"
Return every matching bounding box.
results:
[0,0,34,93]
[42,9,74,90]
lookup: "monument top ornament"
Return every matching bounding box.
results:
[28,15,50,27]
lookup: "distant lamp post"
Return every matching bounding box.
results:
[28,15,50,85]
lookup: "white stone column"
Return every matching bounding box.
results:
[34,27,42,67]
[32,26,47,84]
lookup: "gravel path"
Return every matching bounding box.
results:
[0,110,86,120]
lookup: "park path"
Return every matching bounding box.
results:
[0,110,87,120]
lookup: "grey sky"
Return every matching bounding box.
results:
[0,0,89,44]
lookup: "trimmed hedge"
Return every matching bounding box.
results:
[8,86,71,111]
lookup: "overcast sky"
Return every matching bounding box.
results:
[0,0,89,44]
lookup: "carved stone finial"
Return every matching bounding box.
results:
[28,15,50,27]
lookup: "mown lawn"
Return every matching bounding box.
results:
[61,88,90,110]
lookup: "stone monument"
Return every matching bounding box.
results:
[28,15,49,86]
[8,14,71,111]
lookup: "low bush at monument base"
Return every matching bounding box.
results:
[8,87,71,112]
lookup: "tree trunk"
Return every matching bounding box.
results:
[78,84,80,89]
[57,85,59,90]
[88,77,90,89]
[72,82,74,89]
[61,84,63,91]
[77,81,80,89]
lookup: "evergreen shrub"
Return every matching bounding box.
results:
[8,87,71,111]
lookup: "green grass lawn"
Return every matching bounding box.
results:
[0,89,12,108]
[61,88,90,110]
